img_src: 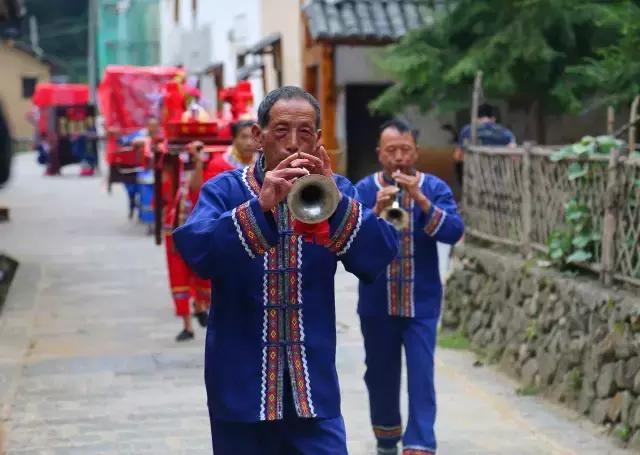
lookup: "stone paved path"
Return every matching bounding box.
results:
[0,154,629,454]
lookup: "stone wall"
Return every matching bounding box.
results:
[443,245,640,448]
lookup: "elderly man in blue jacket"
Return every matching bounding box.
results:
[173,86,398,454]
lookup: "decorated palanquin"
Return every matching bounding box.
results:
[152,80,256,245]
[31,83,98,176]
[98,65,182,189]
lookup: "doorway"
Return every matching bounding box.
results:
[345,84,391,183]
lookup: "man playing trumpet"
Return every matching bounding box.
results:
[172,86,398,454]
[354,119,464,455]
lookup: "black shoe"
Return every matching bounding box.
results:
[175,329,194,342]
[128,205,134,219]
[194,310,208,328]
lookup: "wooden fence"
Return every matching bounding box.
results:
[463,144,640,287]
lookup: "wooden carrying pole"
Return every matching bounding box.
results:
[600,147,620,286]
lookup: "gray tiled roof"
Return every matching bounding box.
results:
[303,0,441,43]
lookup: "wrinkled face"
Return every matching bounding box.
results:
[253,98,322,171]
[233,125,255,157]
[377,127,418,174]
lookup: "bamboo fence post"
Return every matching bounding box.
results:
[470,71,483,146]
[629,96,639,155]
[601,147,621,286]
[521,141,533,258]
[607,106,615,135]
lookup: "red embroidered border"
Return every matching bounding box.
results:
[373,425,403,439]
[246,164,261,196]
[403,450,434,455]
[327,199,360,253]
[265,247,280,421]
[236,201,270,256]
[424,207,444,236]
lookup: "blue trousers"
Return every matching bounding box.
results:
[360,315,438,454]
[209,371,347,455]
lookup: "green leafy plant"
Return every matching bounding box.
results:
[437,329,471,350]
[615,424,631,442]
[516,385,542,396]
[567,368,583,392]
[546,135,617,266]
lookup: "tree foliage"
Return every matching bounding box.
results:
[567,1,640,107]
[372,0,621,123]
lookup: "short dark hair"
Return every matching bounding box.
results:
[478,103,497,118]
[379,118,418,143]
[257,86,321,129]
[231,120,254,138]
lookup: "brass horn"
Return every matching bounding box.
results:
[287,174,341,224]
[381,191,410,230]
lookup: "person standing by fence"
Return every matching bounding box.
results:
[454,103,516,190]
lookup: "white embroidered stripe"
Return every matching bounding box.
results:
[337,202,363,256]
[259,253,269,420]
[241,166,257,198]
[295,237,316,416]
[231,207,256,259]
[431,209,447,236]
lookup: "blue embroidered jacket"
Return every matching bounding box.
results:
[173,159,398,422]
[355,172,464,319]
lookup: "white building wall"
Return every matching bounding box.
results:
[160,0,264,110]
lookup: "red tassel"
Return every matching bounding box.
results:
[293,219,331,245]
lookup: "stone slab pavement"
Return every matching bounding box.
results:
[0,154,629,454]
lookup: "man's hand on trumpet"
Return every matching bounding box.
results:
[258,152,317,212]
[374,186,399,216]
[391,170,432,213]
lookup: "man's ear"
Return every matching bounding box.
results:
[315,129,323,148]
[251,124,263,151]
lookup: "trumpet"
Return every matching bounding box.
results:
[287,174,341,224]
[380,189,410,230]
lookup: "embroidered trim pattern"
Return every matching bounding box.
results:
[259,254,269,421]
[259,205,315,421]
[327,198,362,256]
[241,165,260,198]
[232,201,271,259]
[386,188,416,317]
[403,446,436,454]
[424,206,446,237]
[373,424,403,439]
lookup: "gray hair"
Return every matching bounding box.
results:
[257,86,321,130]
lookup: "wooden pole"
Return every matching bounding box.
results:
[470,71,483,146]
[521,141,533,258]
[629,96,639,155]
[319,43,338,171]
[600,147,620,286]
[153,145,163,246]
[607,106,615,135]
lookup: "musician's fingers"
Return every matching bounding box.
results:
[274,152,303,170]
[289,158,314,169]
[297,151,323,168]
[271,167,309,180]
[316,146,331,165]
